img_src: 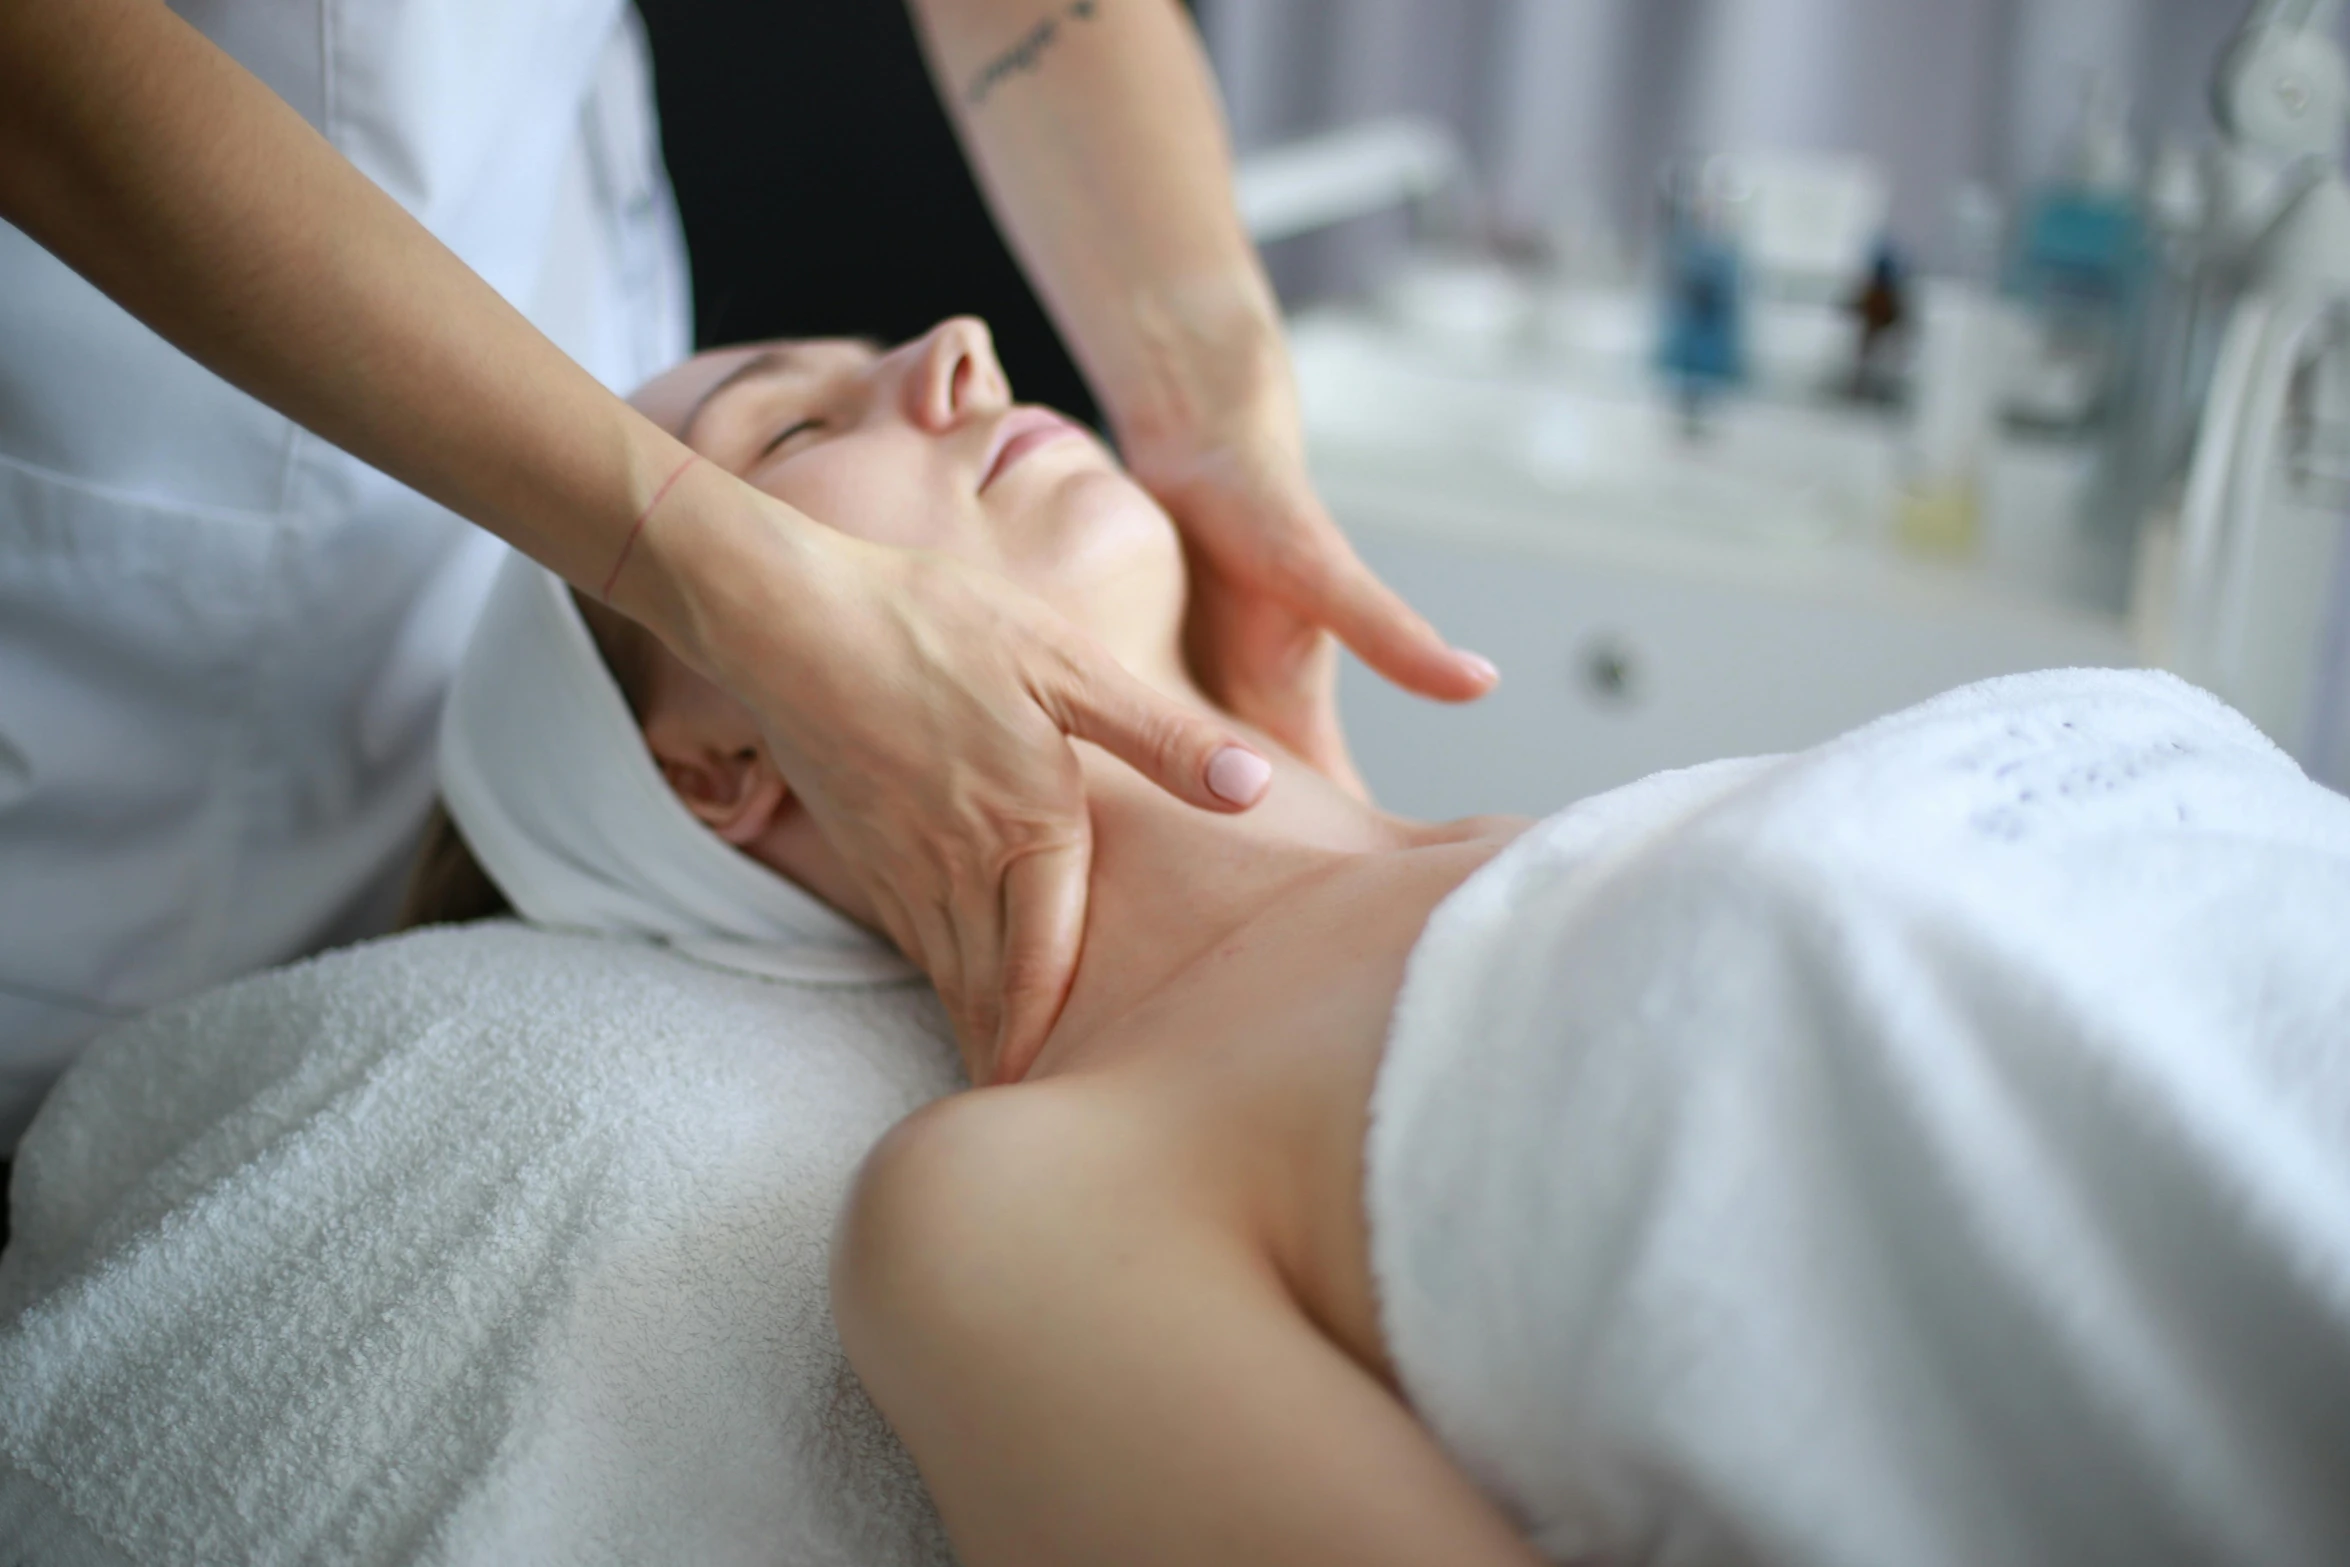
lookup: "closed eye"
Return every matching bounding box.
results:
[759,417,824,460]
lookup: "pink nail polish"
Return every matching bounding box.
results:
[1206,746,1273,806]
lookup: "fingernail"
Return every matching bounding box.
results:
[1206,745,1273,806]
[1460,651,1499,684]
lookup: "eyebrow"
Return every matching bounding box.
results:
[679,347,808,447]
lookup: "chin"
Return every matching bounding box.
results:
[1021,466,1189,654]
[1016,464,1180,581]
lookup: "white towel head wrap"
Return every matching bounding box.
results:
[437,552,915,985]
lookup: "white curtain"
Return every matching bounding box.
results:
[1199,0,2326,279]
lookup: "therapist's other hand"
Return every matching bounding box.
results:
[676,513,1267,1084]
[1129,397,1496,799]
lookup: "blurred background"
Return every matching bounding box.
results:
[639,0,2350,814]
[1203,0,2303,293]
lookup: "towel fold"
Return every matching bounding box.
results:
[0,923,960,1566]
[1372,669,2350,1567]
[438,550,912,984]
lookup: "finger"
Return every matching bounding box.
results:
[944,880,1002,1078]
[990,834,1090,1086]
[930,922,990,1054]
[869,870,982,1051]
[1210,627,1369,798]
[1040,639,1273,813]
[1312,554,1497,704]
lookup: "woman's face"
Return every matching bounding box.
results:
[632,317,1187,677]
[618,319,1204,932]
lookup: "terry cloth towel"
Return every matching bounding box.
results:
[1371,668,2350,1567]
[0,923,960,1567]
[437,549,913,984]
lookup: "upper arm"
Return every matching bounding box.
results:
[831,1089,1541,1567]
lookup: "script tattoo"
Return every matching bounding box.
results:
[966,0,1100,106]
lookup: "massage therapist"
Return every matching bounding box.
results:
[0,0,1496,1146]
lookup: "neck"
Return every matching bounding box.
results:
[734,652,1455,1083]
[1016,734,1437,1083]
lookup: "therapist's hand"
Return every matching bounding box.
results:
[646,489,1270,1085]
[1127,392,1497,800]
[904,0,1489,795]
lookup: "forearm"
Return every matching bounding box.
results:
[0,0,752,640]
[905,0,1287,460]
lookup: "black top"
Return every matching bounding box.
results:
[637,0,1138,428]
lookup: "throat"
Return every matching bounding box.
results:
[1023,745,1433,1081]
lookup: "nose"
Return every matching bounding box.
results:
[895,316,1011,432]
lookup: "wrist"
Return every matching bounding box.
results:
[607,452,833,683]
[1119,368,1309,522]
[596,451,702,603]
[1101,270,1291,471]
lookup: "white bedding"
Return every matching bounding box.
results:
[20,664,2350,1567]
[0,923,960,1566]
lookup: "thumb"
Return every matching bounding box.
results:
[1315,555,1496,704]
[1038,637,1274,813]
[989,833,1089,1086]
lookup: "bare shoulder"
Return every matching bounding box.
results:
[832,1080,1210,1353]
[829,1073,1544,1567]
[840,1080,1169,1244]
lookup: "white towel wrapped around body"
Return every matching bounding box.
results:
[0,923,960,1567]
[1372,669,2350,1567]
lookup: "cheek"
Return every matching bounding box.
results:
[757,434,981,557]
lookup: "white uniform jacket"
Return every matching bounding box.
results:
[0,0,692,1145]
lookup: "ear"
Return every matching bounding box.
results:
[650,736,793,847]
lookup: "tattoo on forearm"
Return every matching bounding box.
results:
[965,0,1099,107]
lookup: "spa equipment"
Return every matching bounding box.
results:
[2137,0,2350,776]
[2160,290,2350,770]
[1656,159,1748,413]
[1290,308,2131,819]
[1256,1,2350,815]
[1233,115,1464,246]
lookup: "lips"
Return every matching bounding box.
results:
[980,406,1080,491]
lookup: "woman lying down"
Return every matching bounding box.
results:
[13,318,2343,1566]
[427,317,2350,1566]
